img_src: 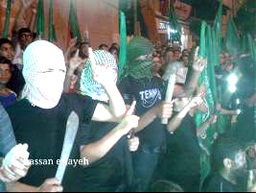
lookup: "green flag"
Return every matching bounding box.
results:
[36,0,45,39]
[119,11,127,80]
[213,2,223,66]
[2,0,12,38]
[226,18,240,55]
[169,3,181,42]
[199,21,207,58]
[48,0,57,42]
[247,34,256,62]
[69,0,81,42]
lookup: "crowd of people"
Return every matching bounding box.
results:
[0,22,255,193]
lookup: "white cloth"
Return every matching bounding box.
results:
[22,40,66,109]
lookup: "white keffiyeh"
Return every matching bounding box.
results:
[22,40,66,109]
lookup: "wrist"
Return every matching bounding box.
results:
[67,69,75,76]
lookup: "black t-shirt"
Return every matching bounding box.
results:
[64,122,134,192]
[164,114,201,191]
[6,93,98,187]
[202,173,239,192]
[118,76,167,150]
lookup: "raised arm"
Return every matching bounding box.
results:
[135,102,173,133]
[174,56,207,98]
[167,96,203,133]
[92,66,126,122]
[81,106,139,165]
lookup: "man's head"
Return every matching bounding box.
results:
[126,37,154,80]
[79,42,90,59]
[109,46,119,62]
[22,40,66,109]
[165,47,174,64]
[98,44,109,51]
[211,136,246,176]
[0,39,15,61]
[0,57,12,85]
[18,28,33,50]
[153,56,162,74]
[181,54,189,67]
[80,50,117,102]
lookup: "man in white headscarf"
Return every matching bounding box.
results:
[5,40,127,192]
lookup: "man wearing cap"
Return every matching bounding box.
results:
[5,40,126,192]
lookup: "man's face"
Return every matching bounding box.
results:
[183,56,189,67]
[167,51,174,63]
[174,50,181,61]
[0,43,14,61]
[153,57,162,72]
[0,63,11,84]
[232,151,247,176]
[19,32,33,50]
[79,43,89,59]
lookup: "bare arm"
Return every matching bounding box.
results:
[7,178,63,192]
[135,102,173,133]
[167,105,190,133]
[92,81,126,123]
[6,182,37,192]
[81,114,139,165]
[247,93,256,107]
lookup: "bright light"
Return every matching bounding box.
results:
[227,74,238,85]
[236,109,241,115]
[170,29,178,34]
[236,99,240,105]
[228,85,237,93]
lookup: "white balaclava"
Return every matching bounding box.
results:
[22,40,66,109]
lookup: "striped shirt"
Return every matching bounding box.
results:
[0,104,17,192]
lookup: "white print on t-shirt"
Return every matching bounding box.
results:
[139,88,162,108]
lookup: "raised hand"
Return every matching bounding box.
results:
[118,102,139,136]
[157,101,174,120]
[128,137,140,152]
[37,178,63,192]
[0,144,31,183]
[68,50,85,71]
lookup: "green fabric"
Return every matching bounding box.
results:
[69,0,81,42]
[213,2,222,66]
[125,37,154,80]
[199,21,207,58]
[247,34,256,62]
[169,3,181,42]
[119,11,127,80]
[48,0,57,42]
[36,0,45,39]
[2,0,11,38]
[225,18,240,55]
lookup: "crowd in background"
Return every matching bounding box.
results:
[0,10,255,192]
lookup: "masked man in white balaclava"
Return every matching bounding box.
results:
[5,40,127,192]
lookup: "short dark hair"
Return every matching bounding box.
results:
[0,38,14,49]
[211,135,243,172]
[18,28,32,38]
[98,43,108,50]
[109,46,119,54]
[0,56,12,67]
